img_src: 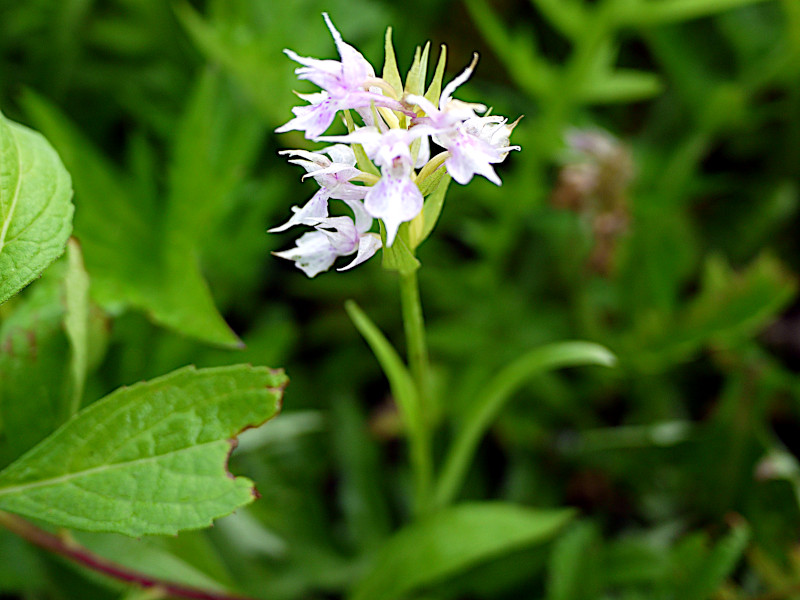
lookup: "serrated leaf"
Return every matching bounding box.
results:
[0,111,73,304]
[0,365,286,536]
[350,503,575,600]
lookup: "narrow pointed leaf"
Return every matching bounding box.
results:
[0,111,73,304]
[436,342,616,507]
[677,520,750,600]
[350,503,575,600]
[382,27,404,97]
[424,45,448,107]
[0,365,286,536]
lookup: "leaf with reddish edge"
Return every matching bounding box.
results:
[0,365,286,536]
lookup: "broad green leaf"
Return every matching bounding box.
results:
[64,239,89,414]
[435,342,616,507]
[0,365,286,536]
[0,111,73,304]
[350,503,575,600]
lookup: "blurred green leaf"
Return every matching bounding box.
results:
[19,73,260,347]
[64,238,89,413]
[0,365,286,536]
[620,0,773,26]
[579,70,664,104]
[546,521,602,600]
[351,502,574,600]
[0,260,72,466]
[675,519,750,600]
[0,110,73,304]
[624,253,797,370]
[74,530,233,593]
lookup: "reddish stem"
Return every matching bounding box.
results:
[0,511,256,600]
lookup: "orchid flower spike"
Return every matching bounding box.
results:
[271,15,520,276]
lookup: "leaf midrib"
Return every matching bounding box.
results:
[0,124,23,255]
[0,438,232,499]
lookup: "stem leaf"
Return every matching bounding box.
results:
[345,300,420,433]
[436,342,616,507]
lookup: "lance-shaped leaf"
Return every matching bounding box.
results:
[0,365,286,536]
[435,342,616,507]
[350,503,575,600]
[0,110,73,304]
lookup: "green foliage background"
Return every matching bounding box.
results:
[2,0,800,598]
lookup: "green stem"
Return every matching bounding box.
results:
[398,269,433,514]
[400,270,429,396]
